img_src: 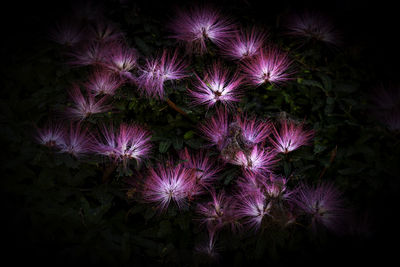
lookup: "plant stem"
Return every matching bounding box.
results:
[165,97,192,121]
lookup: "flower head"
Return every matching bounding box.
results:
[235,189,272,230]
[230,145,278,174]
[50,20,86,46]
[85,68,122,96]
[270,119,314,153]
[294,182,347,233]
[68,41,108,66]
[235,114,271,146]
[179,147,221,189]
[93,123,152,166]
[103,42,139,80]
[284,11,340,46]
[88,20,124,43]
[136,49,188,98]
[168,5,236,54]
[65,85,111,120]
[221,26,266,60]
[241,47,293,86]
[35,121,65,148]
[194,228,219,260]
[188,61,243,108]
[198,107,230,150]
[59,122,92,157]
[142,161,195,211]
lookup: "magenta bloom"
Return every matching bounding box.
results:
[265,174,291,199]
[136,49,188,98]
[230,145,278,174]
[93,123,152,166]
[59,122,92,157]
[103,42,139,80]
[50,20,86,46]
[88,20,124,43]
[68,42,107,66]
[270,119,314,154]
[179,147,221,189]
[188,61,243,108]
[235,189,272,230]
[142,161,195,211]
[168,5,236,54]
[86,69,122,96]
[241,47,293,86]
[221,27,266,60]
[66,85,111,120]
[236,115,271,145]
[196,190,234,230]
[236,171,267,194]
[284,11,340,46]
[198,107,230,150]
[35,121,65,148]
[294,182,346,232]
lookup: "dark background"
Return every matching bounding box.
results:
[1,0,399,265]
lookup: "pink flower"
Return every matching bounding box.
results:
[142,161,195,211]
[103,42,139,80]
[196,190,235,230]
[235,114,271,145]
[220,26,267,60]
[265,174,291,199]
[59,122,92,157]
[65,85,111,120]
[235,189,272,230]
[35,121,65,148]
[50,20,86,46]
[241,47,293,86]
[68,41,108,66]
[230,145,278,174]
[198,107,230,150]
[85,68,122,96]
[168,5,236,54]
[194,227,219,259]
[136,49,188,98]
[179,147,221,189]
[236,171,268,194]
[93,123,152,166]
[284,11,340,46]
[270,119,314,154]
[294,182,347,233]
[88,20,124,43]
[188,61,243,108]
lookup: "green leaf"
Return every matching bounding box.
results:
[159,140,172,153]
[183,130,195,140]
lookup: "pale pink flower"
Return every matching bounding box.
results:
[198,107,230,150]
[103,42,139,80]
[136,49,188,98]
[65,85,111,120]
[188,61,243,108]
[88,20,124,43]
[85,68,122,96]
[235,114,271,146]
[68,41,108,66]
[168,5,236,54]
[270,119,314,154]
[59,122,92,157]
[35,121,65,148]
[241,47,293,86]
[230,145,278,174]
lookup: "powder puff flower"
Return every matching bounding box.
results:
[59,122,92,157]
[103,42,139,80]
[265,174,292,199]
[236,189,272,230]
[35,121,65,148]
[270,119,314,154]
[88,20,124,43]
[235,114,271,146]
[93,123,152,166]
[68,42,108,66]
[294,182,347,233]
[188,61,243,108]
[198,107,230,150]
[230,145,278,174]
[85,68,122,96]
[194,228,219,259]
[136,49,188,98]
[284,11,340,46]
[50,20,86,46]
[196,190,234,230]
[236,171,267,194]
[221,26,266,60]
[241,47,293,86]
[179,147,221,189]
[168,5,236,54]
[142,161,195,211]
[65,85,111,120]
